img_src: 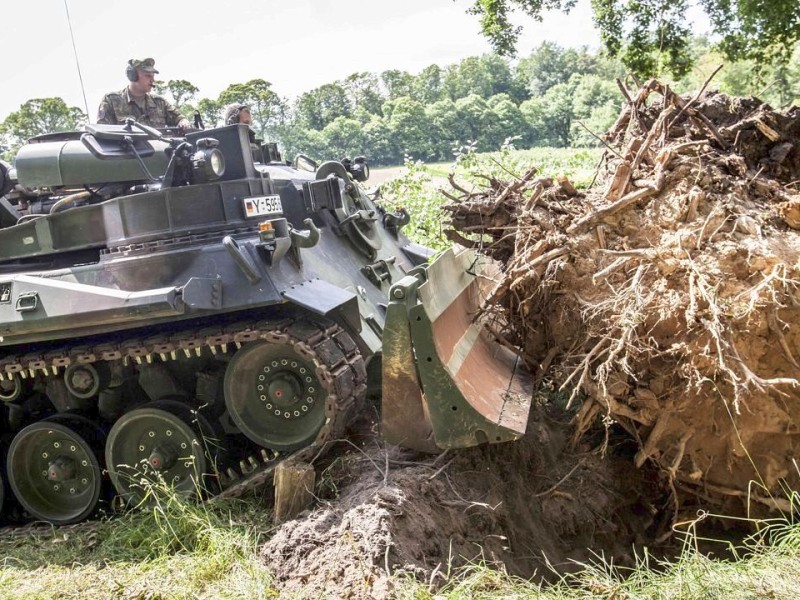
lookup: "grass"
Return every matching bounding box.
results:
[0,494,278,599]
[394,517,800,599]
[1,487,799,598]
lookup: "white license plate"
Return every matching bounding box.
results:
[243,195,283,218]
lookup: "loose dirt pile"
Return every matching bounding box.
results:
[444,79,800,519]
[262,407,660,599]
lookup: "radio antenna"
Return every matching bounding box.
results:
[63,0,90,118]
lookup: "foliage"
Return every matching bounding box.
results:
[296,83,352,130]
[12,40,799,168]
[218,79,288,140]
[378,144,602,251]
[469,0,800,79]
[197,97,224,129]
[395,510,800,599]
[380,156,448,251]
[276,45,625,165]
[154,79,199,115]
[3,466,800,599]
[674,38,800,109]
[0,97,86,160]
[0,485,277,599]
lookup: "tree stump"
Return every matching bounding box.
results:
[274,461,315,524]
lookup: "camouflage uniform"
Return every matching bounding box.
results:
[97,59,183,127]
[97,87,186,128]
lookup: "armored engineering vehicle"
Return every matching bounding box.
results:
[0,121,532,524]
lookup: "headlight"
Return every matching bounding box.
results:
[191,138,226,182]
[209,149,225,177]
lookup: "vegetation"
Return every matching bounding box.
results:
[377,144,601,251]
[3,39,800,163]
[470,0,800,78]
[0,495,278,599]
[1,488,800,598]
[0,98,86,159]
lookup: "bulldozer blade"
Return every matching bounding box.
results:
[382,247,532,451]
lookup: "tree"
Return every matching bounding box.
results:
[454,94,502,151]
[469,0,800,78]
[197,98,223,128]
[295,82,353,130]
[0,98,86,159]
[568,75,621,146]
[413,65,445,104]
[384,97,431,159]
[516,42,614,96]
[218,79,286,140]
[342,73,384,116]
[154,79,199,113]
[321,117,366,160]
[488,93,533,147]
[520,82,574,146]
[442,55,520,101]
[295,83,352,130]
[381,70,415,100]
[362,116,395,165]
[425,99,463,160]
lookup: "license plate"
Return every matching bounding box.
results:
[243,195,283,218]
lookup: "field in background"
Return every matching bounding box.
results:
[371,147,603,190]
[373,146,603,251]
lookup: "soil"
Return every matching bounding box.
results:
[261,406,664,599]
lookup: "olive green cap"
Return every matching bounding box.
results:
[130,58,159,74]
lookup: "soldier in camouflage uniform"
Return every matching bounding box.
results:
[97,58,190,129]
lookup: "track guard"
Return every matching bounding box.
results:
[382,247,532,451]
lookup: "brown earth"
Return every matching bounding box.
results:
[261,406,663,599]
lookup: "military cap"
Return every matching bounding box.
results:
[129,58,159,74]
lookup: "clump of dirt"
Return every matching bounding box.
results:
[444,79,800,519]
[261,407,662,599]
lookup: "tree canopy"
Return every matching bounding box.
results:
[469,0,800,77]
[0,98,86,159]
[2,39,798,165]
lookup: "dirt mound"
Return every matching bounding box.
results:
[261,407,660,599]
[444,80,800,518]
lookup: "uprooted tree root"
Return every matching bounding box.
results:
[445,78,800,519]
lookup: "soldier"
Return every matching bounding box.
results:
[97,58,190,129]
[224,103,252,126]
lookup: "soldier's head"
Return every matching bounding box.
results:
[224,103,252,126]
[126,58,159,95]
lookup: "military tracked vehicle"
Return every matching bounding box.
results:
[0,120,532,524]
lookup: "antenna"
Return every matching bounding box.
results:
[63,0,90,119]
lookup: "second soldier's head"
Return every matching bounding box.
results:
[224,103,252,126]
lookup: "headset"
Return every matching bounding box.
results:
[126,60,138,82]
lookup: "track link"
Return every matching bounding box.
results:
[0,315,367,510]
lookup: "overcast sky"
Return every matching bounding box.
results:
[0,0,603,121]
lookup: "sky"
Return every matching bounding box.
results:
[0,0,604,121]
